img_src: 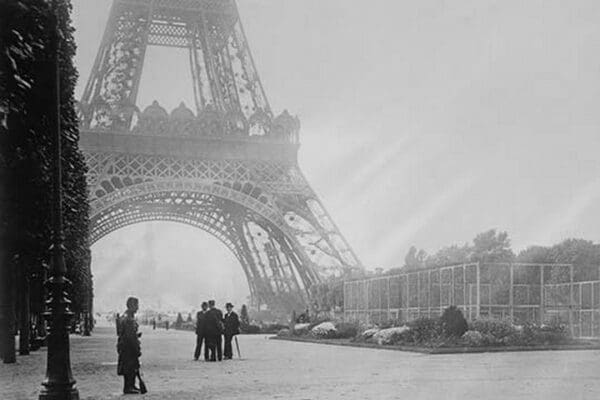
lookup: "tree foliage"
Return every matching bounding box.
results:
[1,0,91,358]
[402,230,598,282]
[175,313,184,328]
[404,229,516,270]
[240,304,250,326]
[518,239,600,281]
[440,306,468,337]
[470,229,515,263]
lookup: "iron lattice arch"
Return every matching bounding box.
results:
[80,0,362,311]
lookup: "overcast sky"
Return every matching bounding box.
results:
[71,0,600,312]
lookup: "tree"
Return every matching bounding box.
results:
[404,246,418,269]
[240,304,250,327]
[175,312,184,328]
[186,313,192,323]
[0,0,91,361]
[425,244,471,268]
[404,246,428,270]
[516,245,552,264]
[470,229,515,263]
[517,239,600,281]
[440,306,468,337]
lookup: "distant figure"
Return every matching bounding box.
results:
[205,300,224,361]
[165,320,169,330]
[223,303,240,360]
[117,297,142,394]
[194,302,209,361]
[152,318,156,330]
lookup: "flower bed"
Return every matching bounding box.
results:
[275,307,593,352]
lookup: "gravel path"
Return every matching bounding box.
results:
[1,326,600,399]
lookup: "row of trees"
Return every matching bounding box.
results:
[403,229,600,281]
[0,0,92,363]
[309,230,600,312]
[404,229,514,270]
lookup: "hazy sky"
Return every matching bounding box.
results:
[71,0,600,312]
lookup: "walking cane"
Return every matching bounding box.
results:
[234,336,241,359]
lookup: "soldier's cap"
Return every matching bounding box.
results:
[208,300,215,306]
[225,302,234,308]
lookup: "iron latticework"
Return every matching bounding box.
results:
[79,0,362,311]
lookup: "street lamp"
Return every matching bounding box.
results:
[39,1,80,399]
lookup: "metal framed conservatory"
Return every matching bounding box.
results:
[343,263,600,338]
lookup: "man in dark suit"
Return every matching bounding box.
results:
[223,302,240,360]
[117,297,142,394]
[193,302,209,361]
[205,300,223,361]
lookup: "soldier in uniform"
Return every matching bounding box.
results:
[205,300,223,361]
[223,302,240,360]
[193,302,209,361]
[117,297,142,394]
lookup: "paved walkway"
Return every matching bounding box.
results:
[1,326,600,399]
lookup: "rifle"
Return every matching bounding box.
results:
[136,370,148,394]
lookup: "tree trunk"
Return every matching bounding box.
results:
[0,249,16,363]
[18,267,30,355]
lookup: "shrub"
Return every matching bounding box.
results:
[175,321,195,331]
[519,322,570,345]
[241,324,261,334]
[261,323,289,334]
[462,330,484,346]
[311,322,337,338]
[474,320,570,346]
[277,328,290,337]
[378,319,403,329]
[333,322,360,339]
[307,318,333,331]
[372,326,411,345]
[406,317,441,343]
[440,306,468,337]
[356,328,380,342]
[470,318,516,343]
[292,323,311,336]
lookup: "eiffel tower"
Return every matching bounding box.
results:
[78,0,362,312]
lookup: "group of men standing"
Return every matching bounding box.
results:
[194,300,240,361]
[115,297,241,395]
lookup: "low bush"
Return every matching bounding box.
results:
[470,318,516,345]
[470,319,570,346]
[517,322,570,345]
[372,326,411,345]
[277,328,290,337]
[175,322,195,332]
[470,318,515,339]
[311,322,337,338]
[440,306,468,337]
[241,324,261,334]
[462,330,484,346]
[261,323,289,334]
[332,322,360,339]
[292,323,311,336]
[406,317,442,344]
[307,318,333,331]
[354,328,380,342]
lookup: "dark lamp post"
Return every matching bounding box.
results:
[39,1,80,399]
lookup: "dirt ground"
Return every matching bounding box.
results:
[1,326,600,399]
